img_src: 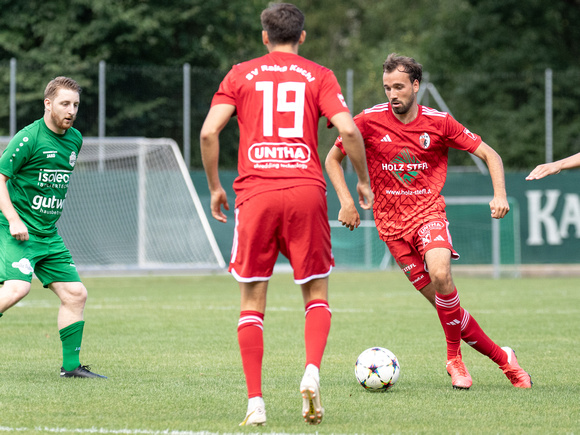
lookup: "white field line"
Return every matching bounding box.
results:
[0,426,331,435]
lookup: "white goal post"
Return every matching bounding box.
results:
[0,137,226,273]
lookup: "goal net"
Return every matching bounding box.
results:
[0,137,226,273]
[330,196,521,278]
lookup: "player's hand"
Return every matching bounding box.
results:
[338,203,360,231]
[210,187,229,223]
[9,220,29,241]
[525,162,561,180]
[490,196,509,219]
[357,181,374,210]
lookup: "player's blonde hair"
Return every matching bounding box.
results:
[44,76,82,100]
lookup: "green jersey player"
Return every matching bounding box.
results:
[0,76,106,378]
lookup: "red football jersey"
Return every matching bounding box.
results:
[335,103,481,241]
[212,51,350,207]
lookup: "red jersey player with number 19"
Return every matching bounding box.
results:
[200,3,373,427]
[326,53,531,391]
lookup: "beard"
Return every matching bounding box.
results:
[51,112,75,131]
[391,97,414,115]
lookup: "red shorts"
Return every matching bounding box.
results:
[386,219,459,290]
[229,185,334,284]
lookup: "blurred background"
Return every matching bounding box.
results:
[1,0,579,274]
[0,0,579,169]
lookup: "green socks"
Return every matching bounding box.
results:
[59,320,85,371]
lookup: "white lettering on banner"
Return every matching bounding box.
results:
[527,190,580,245]
[560,194,580,239]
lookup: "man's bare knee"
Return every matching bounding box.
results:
[0,281,32,311]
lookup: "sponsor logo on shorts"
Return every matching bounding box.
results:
[396,260,417,278]
[12,258,33,275]
[411,274,424,285]
[418,221,445,236]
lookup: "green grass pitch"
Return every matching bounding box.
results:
[0,271,578,434]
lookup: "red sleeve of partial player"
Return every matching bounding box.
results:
[443,115,482,153]
[211,69,235,105]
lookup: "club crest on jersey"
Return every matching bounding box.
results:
[69,151,77,167]
[420,132,431,149]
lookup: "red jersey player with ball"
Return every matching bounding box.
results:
[326,53,531,391]
[200,3,373,427]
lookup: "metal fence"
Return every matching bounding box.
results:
[1,59,579,170]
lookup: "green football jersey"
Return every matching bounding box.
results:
[0,118,82,236]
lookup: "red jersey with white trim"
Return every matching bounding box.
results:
[212,51,350,207]
[335,103,481,241]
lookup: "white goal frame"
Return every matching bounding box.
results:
[0,136,226,273]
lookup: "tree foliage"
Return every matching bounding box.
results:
[0,0,578,169]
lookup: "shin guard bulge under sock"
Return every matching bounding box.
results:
[304,299,331,368]
[59,320,85,371]
[238,311,264,398]
[435,289,462,360]
[460,307,508,366]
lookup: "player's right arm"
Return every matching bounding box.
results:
[200,103,236,223]
[325,145,362,231]
[329,112,373,211]
[526,152,580,180]
[0,174,28,241]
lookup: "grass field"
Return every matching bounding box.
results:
[0,271,578,434]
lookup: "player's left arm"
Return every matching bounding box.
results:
[472,142,509,219]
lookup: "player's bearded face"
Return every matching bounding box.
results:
[48,89,80,131]
[383,71,418,115]
[51,109,76,130]
[390,93,415,115]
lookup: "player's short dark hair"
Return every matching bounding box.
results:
[44,76,82,100]
[261,3,304,45]
[383,53,423,84]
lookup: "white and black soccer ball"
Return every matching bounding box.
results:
[355,347,400,391]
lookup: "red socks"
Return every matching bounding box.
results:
[238,300,331,399]
[435,288,462,360]
[460,307,508,366]
[304,299,332,368]
[436,288,508,366]
[238,311,264,398]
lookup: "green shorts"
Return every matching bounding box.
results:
[0,227,81,288]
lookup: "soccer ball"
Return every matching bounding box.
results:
[355,347,400,391]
